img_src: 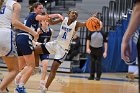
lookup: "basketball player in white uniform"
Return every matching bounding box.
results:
[35,10,87,93]
[0,0,38,92]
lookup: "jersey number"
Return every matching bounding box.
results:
[0,6,6,14]
[62,32,67,39]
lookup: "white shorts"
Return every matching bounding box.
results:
[0,28,17,57]
[44,40,68,62]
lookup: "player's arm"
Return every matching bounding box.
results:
[48,14,63,25]
[86,33,91,54]
[48,14,64,20]
[121,2,140,62]
[86,39,91,54]
[48,18,63,25]
[36,13,63,23]
[103,33,108,58]
[75,22,86,31]
[122,2,140,42]
[77,22,86,27]
[103,42,108,58]
[49,28,54,41]
[12,3,38,38]
[36,14,50,21]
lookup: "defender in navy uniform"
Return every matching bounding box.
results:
[36,20,54,91]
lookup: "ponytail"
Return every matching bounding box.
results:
[29,2,42,12]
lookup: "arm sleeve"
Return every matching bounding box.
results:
[87,32,92,40]
[102,32,108,42]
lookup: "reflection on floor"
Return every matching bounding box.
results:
[0,68,138,93]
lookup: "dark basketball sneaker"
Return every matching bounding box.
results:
[88,76,94,80]
[96,77,100,81]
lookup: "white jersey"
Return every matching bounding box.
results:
[0,0,17,57]
[56,17,77,49]
[0,0,16,28]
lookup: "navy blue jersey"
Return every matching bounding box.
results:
[19,12,39,33]
[16,13,39,56]
[38,28,52,61]
[37,28,52,43]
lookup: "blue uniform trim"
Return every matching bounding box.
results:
[54,52,68,63]
[6,31,12,56]
[40,54,49,61]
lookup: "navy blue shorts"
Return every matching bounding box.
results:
[16,34,34,56]
[40,54,49,61]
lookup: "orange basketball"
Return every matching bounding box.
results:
[86,17,102,31]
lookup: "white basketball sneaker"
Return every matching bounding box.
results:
[40,88,47,93]
[40,80,47,93]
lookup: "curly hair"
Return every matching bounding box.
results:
[68,9,78,16]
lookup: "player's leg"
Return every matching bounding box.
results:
[137,36,140,91]
[40,54,49,90]
[0,30,19,91]
[40,60,61,93]
[96,55,102,81]
[0,56,19,91]
[88,54,96,80]
[34,45,47,75]
[34,44,44,55]
[45,45,67,89]
[15,34,35,93]
[18,56,26,71]
[45,60,61,89]
[42,44,66,92]
[15,52,35,93]
[15,56,26,86]
[19,52,35,84]
[40,61,48,90]
[41,60,48,80]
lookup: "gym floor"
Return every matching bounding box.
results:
[0,68,138,93]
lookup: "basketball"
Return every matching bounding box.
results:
[86,16,102,31]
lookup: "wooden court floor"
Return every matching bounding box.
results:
[0,69,138,93]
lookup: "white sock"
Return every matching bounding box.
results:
[19,82,24,88]
[15,73,22,86]
[40,80,46,89]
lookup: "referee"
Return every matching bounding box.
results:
[86,31,108,80]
